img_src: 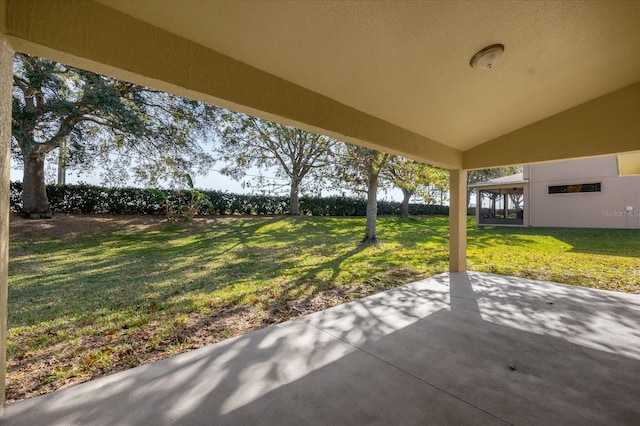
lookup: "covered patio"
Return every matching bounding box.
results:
[1,272,639,424]
[0,0,639,420]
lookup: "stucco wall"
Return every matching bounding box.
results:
[529,157,640,228]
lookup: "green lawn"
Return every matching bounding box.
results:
[7,215,639,401]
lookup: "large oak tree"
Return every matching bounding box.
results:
[12,53,216,218]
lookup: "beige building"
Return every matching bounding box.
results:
[472,156,640,228]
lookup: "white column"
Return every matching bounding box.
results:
[0,34,13,408]
[449,169,467,272]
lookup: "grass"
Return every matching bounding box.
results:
[7,215,640,401]
[468,225,640,293]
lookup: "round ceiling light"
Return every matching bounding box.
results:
[470,44,504,70]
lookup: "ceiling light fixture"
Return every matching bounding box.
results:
[470,44,504,70]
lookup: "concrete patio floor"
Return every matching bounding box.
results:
[1,272,639,425]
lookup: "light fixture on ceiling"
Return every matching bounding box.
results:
[470,44,504,70]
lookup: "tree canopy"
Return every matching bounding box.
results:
[12,53,217,217]
[13,52,477,229]
[385,157,449,217]
[214,112,337,215]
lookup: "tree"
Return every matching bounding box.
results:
[334,143,389,243]
[466,166,522,207]
[385,157,449,217]
[424,167,450,206]
[215,112,337,215]
[12,53,217,218]
[509,193,523,210]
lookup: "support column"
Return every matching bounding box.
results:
[449,169,467,272]
[475,188,480,224]
[0,34,13,408]
[504,190,508,219]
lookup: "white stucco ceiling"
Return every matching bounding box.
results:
[99,0,640,151]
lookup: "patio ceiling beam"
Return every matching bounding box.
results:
[2,0,462,169]
[463,82,640,170]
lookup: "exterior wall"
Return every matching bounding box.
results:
[529,157,640,228]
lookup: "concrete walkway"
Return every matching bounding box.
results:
[2,272,639,425]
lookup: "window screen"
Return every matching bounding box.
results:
[548,183,601,194]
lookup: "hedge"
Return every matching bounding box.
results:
[9,182,449,217]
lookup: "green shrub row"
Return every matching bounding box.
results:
[10,182,165,215]
[9,182,449,217]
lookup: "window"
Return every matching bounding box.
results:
[548,183,601,194]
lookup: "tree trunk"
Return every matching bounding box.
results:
[57,139,66,185]
[400,188,412,218]
[57,160,66,185]
[362,172,378,244]
[22,151,52,219]
[289,180,300,215]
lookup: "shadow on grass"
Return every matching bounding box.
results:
[8,215,448,329]
[7,214,451,401]
[9,217,287,324]
[11,215,636,330]
[468,221,640,258]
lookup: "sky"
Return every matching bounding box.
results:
[11,160,262,194]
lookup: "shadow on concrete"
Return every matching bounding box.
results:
[2,272,639,425]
